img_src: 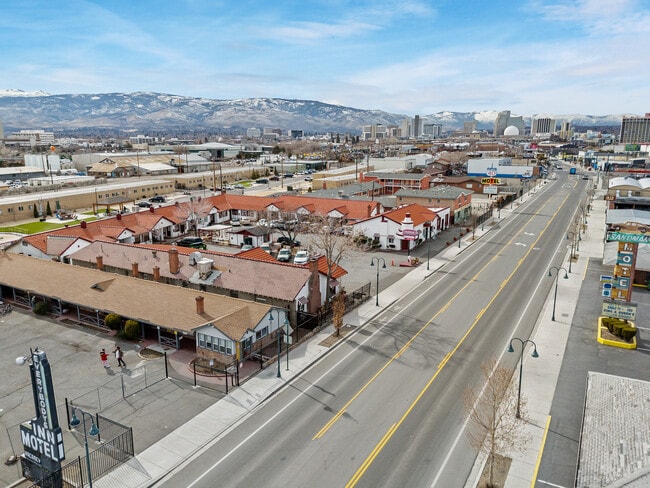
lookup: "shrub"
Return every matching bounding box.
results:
[104,313,122,331]
[612,322,623,337]
[123,319,141,340]
[621,327,637,342]
[33,301,48,315]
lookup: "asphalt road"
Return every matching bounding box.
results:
[155,173,590,487]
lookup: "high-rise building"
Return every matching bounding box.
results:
[401,119,411,139]
[493,110,525,136]
[413,115,421,139]
[558,121,572,140]
[531,117,556,135]
[463,121,478,133]
[361,124,387,141]
[620,113,650,143]
[423,123,443,138]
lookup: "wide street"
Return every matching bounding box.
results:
[154,172,590,487]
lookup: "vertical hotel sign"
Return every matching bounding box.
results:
[19,349,65,483]
[604,237,637,301]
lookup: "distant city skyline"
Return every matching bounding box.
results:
[1,0,649,116]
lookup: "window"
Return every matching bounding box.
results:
[255,326,268,340]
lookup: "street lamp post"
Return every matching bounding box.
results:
[276,329,282,378]
[566,232,576,272]
[507,338,539,419]
[427,235,431,271]
[370,257,387,306]
[268,309,289,375]
[70,407,100,488]
[548,266,569,321]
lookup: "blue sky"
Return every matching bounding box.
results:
[1,0,648,116]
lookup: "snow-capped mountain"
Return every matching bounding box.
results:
[0,90,629,135]
[0,89,51,97]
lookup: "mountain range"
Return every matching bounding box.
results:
[0,89,629,136]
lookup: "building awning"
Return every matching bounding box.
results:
[297,296,308,305]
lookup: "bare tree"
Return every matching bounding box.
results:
[308,216,354,304]
[275,212,305,248]
[173,197,214,235]
[331,288,346,336]
[463,359,531,488]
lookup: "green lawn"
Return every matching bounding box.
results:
[0,218,97,235]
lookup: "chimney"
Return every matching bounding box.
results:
[307,258,322,313]
[152,266,160,282]
[96,256,104,271]
[367,204,372,218]
[131,262,139,278]
[169,246,179,274]
[195,296,205,314]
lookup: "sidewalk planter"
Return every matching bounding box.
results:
[597,316,637,350]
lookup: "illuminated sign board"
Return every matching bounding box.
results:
[607,232,650,243]
[19,349,65,483]
[601,300,637,321]
[481,178,501,185]
[402,229,418,241]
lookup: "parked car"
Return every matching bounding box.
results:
[283,173,294,178]
[137,201,153,208]
[256,178,269,184]
[240,244,254,252]
[234,184,245,190]
[240,216,251,225]
[257,219,269,227]
[277,249,292,262]
[260,242,272,253]
[177,236,206,249]
[149,195,166,203]
[269,176,280,181]
[293,250,310,265]
[277,236,301,247]
[304,176,313,181]
[230,218,241,226]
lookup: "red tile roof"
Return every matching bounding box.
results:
[381,204,439,226]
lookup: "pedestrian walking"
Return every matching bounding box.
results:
[100,349,110,368]
[113,346,126,368]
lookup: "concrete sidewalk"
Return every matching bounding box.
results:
[94,184,563,488]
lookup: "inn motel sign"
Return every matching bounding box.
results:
[18,348,65,486]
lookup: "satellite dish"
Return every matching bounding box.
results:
[189,251,202,265]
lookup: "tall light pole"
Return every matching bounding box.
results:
[268,308,289,376]
[548,266,569,321]
[370,257,387,306]
[566,232,576,272]
[507,337,539,419]
[427,234,432,271]
[70,407,100,488]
